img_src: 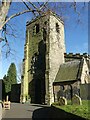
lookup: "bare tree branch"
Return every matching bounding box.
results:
[6,23,14,31]
[35,0,41,7]
[27,0,39,10]
[0,9,36,30]
[0,37,4,42]
[0,1,50,30]
[0,1,87,58]
[39,0,49,10]
[70,1,80,16]
[0,1,11,30]
[22,0,33,11]
[22,0,36,17]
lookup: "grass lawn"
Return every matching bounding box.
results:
[52,100,90,120]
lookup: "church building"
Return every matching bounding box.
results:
[21,11,90,105]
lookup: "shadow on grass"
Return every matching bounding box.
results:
[32,105,86,120]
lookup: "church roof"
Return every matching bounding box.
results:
[54,60,83,83]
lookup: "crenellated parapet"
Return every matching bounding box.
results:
[64,53,89,59]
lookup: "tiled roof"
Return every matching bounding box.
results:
[54,60,83,83]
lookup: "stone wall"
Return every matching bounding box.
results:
[53,81,80,102]
[54,82,90,102]
[80,83,90,100]
[48,14,65,104]
[22,14,50,103]
[81,58,90,84]
[11,84,21,103]
[22,30,29,102]
[0,80,5,100]
[64,53,89,62]
[22,11,66,105]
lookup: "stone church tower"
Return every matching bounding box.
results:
[21,11,66,105]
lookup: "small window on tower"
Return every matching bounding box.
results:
[44,21,47,25]
[56,23,60,33]
[35,24,40,33]
[33,24,40,35]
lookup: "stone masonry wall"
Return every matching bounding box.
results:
[22,30,29,102]
[22,14,50,103]
[81,58,90,84]
[22,12,66,104]
[49,15,66,104]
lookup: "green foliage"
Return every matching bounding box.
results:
[7,63,17,84]
[3,63,17,94]
[51,102,60,106]
[3,75,9,94]
[52,100,71,106]
[52,100,90,120]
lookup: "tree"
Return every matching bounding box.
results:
[0,1,87,56]
[0,0,49,31]
[3,75,9,94]
[7,63,17,84]
[0,1,11,29]
[0,1,86,33]
[3,63,17,95]
[0,0,49,56]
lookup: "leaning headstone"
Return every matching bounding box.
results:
[72,94,82,105]
[59,96,67,106]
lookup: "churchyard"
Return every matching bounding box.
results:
[1,94,90,119]
[52,99,90,120]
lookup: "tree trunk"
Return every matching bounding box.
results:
[0,1,11,30]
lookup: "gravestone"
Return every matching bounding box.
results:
[72,94,82,105]
[59,96,67,106]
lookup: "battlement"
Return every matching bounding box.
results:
[64,53,89,58]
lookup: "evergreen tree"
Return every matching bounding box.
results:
[3,63,17,94]
[3,75,8,94]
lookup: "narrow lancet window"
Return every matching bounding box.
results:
[56,23,60,33]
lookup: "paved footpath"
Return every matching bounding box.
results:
[2,103,86,120]
[2,103,46,119]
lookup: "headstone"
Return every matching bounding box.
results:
[59,96,67,106]
[72,94,82,105]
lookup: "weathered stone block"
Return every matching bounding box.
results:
[72,94,82,105]
[59,96,67,106]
